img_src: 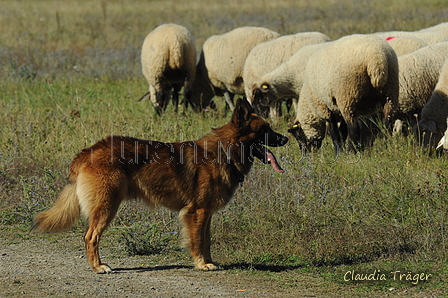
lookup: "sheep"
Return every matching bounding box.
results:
[390,42,448,135]
[419,22,448,35]
[284,34,399,152]
[189,26,279,111]
[373,31,448,44]
[139,23,196,115]
[413,59,448,148]
[384,36,427,56]
[242,32,330,119]
[250,42,327,116]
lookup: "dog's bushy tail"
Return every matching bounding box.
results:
[32,183,80,232]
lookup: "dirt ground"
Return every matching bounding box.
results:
[0,229,444,298]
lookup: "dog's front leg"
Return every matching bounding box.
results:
[179,205,218,270]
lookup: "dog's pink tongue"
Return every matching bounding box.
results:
[266,150,284,173]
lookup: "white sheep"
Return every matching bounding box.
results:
[139,23,196,115]
[189,26,279,111]
[413,59,448,148]
[373,31,448,44]
[384,36,427,56]
[391,41,448,135]
[242,32,330,118]
[250,43,328,116]
[419,22,448,35]
[285,34,399,152]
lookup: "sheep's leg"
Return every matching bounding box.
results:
[339,120,348,143]
[291,98,298,114]
[346,119,361,153]
[285,98,293,113]
[329,114,343,153]
[269,100,282,122]
[224,92,235,111]
[153,91,165,115]
[182,80,192,111]
[382,101,395,134]
[172,84,182,113]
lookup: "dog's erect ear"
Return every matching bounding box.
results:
[232,97,254,128]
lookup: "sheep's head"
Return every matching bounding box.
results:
[260,83,270,91]
[412,119,442,149]
[251,85,271,107]
[250,87,272,118]
[288,121,323,152]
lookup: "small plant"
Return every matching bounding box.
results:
[119,221,178,256]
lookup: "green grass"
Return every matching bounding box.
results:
[1,0,448,294]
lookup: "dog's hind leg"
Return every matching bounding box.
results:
[179,205,217,270]
[78,173,124,274]
[84,207,118,273]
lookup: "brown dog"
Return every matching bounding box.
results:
[33,97,288,273]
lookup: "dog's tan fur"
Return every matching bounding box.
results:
[33,98,287,273]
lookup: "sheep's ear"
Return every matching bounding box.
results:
[288,121,301,133]
[138,91,150,102]
[232,97,253,127]
[252,87,270,107]
[260,83,270,92]
[437,136,445,149]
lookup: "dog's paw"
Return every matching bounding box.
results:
[195,262,219,271]
[93,264,113,274]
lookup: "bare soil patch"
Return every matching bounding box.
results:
[0,228,444,298]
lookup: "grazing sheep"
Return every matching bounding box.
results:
[391,42,448,135]
[189,26,279,111]
[384,36,427,56]
[419,22,448,35]
[373,31,448,44]
[285,34,399,152]
[413,59,448,148]
[139,23,196,115]
[251,43,327,115]
[242,32,330,118]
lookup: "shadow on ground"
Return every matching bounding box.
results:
[113,263,303,273]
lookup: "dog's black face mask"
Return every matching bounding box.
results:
[251,124,288,172]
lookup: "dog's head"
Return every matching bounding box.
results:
[231,97,288,172]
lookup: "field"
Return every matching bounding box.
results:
[1,0,448,296]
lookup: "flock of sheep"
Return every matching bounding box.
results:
[139,22,448,152]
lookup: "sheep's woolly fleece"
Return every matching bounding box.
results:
[140,23,196,113]
[190,26,280,109]
[292,34,399,151]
